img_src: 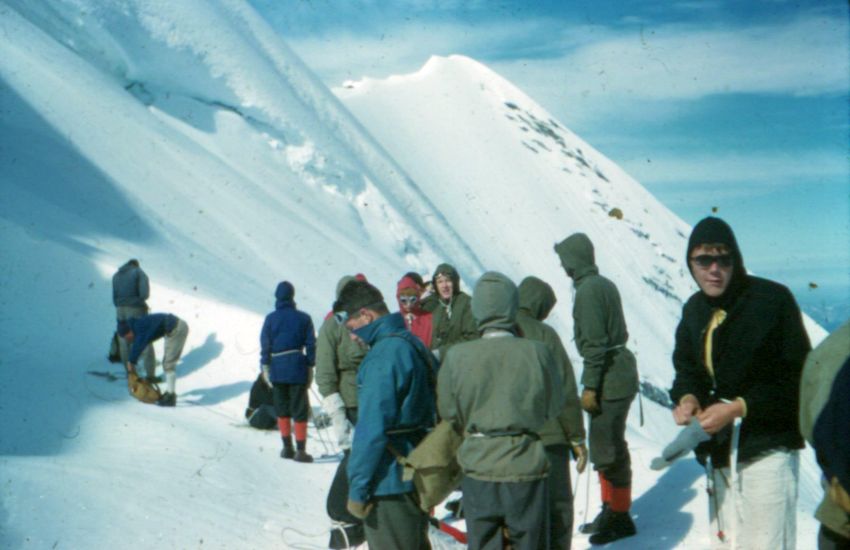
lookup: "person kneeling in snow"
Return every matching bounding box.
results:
[244,373,277,430]
[118,313,189,407]
[260,281,317,463]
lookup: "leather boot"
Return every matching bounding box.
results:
[589,511,636,544]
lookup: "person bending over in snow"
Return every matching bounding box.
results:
[118,312,189,407]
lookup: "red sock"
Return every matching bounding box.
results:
[610,485,632,513]
[294,421,308,442]
[278,417,292,438]
[600,472,613,504]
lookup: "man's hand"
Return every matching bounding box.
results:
[571,443,588,473]
[697,400,743,434]
[581,389,600,414]
[673,394,701,426]
[126,362,137,376]
[346,499,374,520]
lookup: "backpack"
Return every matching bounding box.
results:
[247,404,277,430]
[389,420,463,512]
[127,371,162,404]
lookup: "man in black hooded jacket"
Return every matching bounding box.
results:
[670,216,810,549]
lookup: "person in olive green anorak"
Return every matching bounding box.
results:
[316,275,369,549]
[516,275,588,550]
[423,263,479,360]
[554,232,639,545]
[438,271,563,550]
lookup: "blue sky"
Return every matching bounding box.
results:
[251,0,849,302]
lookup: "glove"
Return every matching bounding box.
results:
[322,393,354,450]
[261,364,272,388]
[571,442,588,474]
[581,389,600,414]
[346,499,374,520]
[650,420,711,470]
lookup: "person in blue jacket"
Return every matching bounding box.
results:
[332,280,436,550]
[117,312,189,407]
[260,281,317,463]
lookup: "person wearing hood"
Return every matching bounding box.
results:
[670,217,810,550]
[553,233,639,544]
[800,320,850,550]
[516,275,587,550]
[438,271,564,550]
[112,259,157,380]
[316,275,370,548]
[424,263,479,360]
[260,281,317,463]
[396,274,433,348]
[117,312,188,407]
[334,280,436,550]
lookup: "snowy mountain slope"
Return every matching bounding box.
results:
[336,53,828,543]
[1,0,483,308]
[336,53,827,388]
[0,1,829,548]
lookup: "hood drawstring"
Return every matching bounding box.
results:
[441,296,453,320]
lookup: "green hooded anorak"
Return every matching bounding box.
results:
[315,276,368,406]
[437,272,564,482]
[427,263,479,359]
[799,320,850,540]
[516,276,586,447]
[554,233,638,400]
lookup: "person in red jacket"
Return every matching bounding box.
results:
[396,274,433,348]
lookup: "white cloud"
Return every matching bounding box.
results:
[289,14,848,101]
[285,17,608,87]
[623,150,849,187]
[586,18,846,98]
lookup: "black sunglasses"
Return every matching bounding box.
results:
[690,254,734,268]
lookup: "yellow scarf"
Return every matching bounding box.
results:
[704,308,727,380]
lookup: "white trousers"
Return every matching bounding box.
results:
[162,318,189,373]
[710,448,799,550]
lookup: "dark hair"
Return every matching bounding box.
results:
[333,281,386,316]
